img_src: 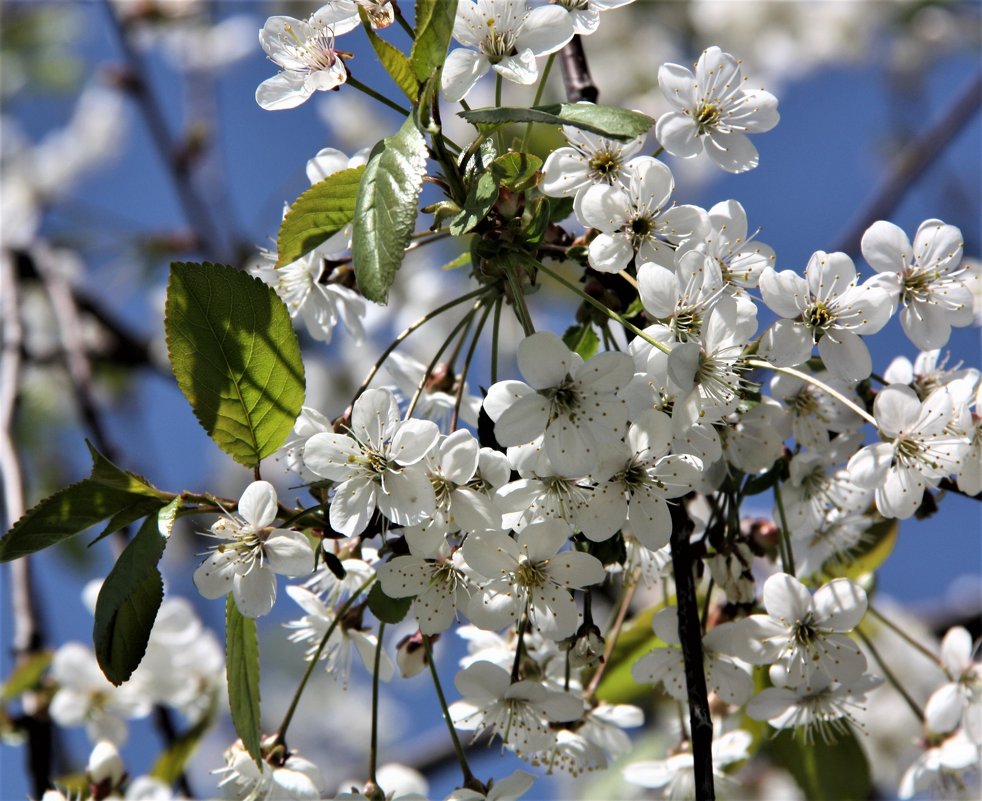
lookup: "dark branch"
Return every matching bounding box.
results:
[559,35,599,104]
[669,502,715,801]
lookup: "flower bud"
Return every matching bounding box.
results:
[396,631,432,678]
[569,624,605,669]
[87,740,124,798]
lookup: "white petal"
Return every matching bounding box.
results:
[232,567,277,618]
[442,48,489,103]
[264,530,315,577]
[238,481,278,529]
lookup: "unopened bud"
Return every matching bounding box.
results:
[569,624,605,669]
[87,740,124,798]
[396,631,433,678]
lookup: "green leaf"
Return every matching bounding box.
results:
[449,170,499,236]
[742,460,787,496]
[414,72,441,135]
[563,324,600,361]
[361,10,418,102]
[367,582,413,624]
[594,603,668,704]
[492,152,543,192]
[352,120,428,303]
[226,596,262,767]
[0,480,161,562]
[165,262,305,468]
[151,691,218,784]
[824,515,898,582]
[90,496,173,546]
[86,442,164,498]
[410,0,458,82]
[1,650,52,702]
[440,252,471,271]
[459,104,655,141]
[276,166,364,268]
[93,514,167,685]
[767,726,871,801]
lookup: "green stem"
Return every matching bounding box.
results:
[494,73,504,151]
[855,626,925,723]
[773,483,796,578]
[369,622,386,784]
[505,268,535,335]
[520,53,556,150]
[652,145,665,158]
[393,3,415,39]
[273,577,375,746]
[353,287,491,405]
[347,74,410,116]
[536,260,671,354]
[423,635,477,785]
[490,294,503,385]
[406,297,485,419]
[452,298,494,431]
[868,605,947,672]
[747,359,877,426]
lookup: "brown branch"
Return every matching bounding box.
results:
[669,502,715,801]
[559,35,599,104]
[832,71,982,257]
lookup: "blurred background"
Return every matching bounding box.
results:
[1,1,980,799]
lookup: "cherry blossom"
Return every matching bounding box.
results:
[924,626,982,744]
[193,481,315,618]
[655,46,779,173]
[215,740,326,801]
[540,125,646,200]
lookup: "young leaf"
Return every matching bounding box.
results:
[361,10,418,103]
[411,0,458,82]
[165,262,305,468]
[93,513,168,685]
[367,582,413,624]
[449,170,498,236]
[276,166,364,268]
[492,152,543,192]
[226,596,262,767]
[563,323,600,361]
[86,441,164,497]
[0,479,165,562]
[459,104,655,141]
[1,650,52,702]
[352,119,428,303]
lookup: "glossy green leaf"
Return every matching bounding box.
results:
[226,596,262,767]
[276,166,364,268]
[767,725,871,801]
[594,602,668,704]
[86,442,164,497]
[93,514,167,685]
[0,479,164,562]
[165,262,305,467]
[563,324,600,361]
[361,10,418,102]
[459,104,655,141]
[352,120,428,303]
[1,650,52,702]
[414,72,441,135]
[410,0,458,82]
[367,582,413,624]
[450,170,498,236]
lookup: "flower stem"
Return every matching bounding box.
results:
[585,569,639,698]
[520,53,556,150]
[423,635,477,785]
[452,298,494,431]
[490,294,503,385]
[393,3,415,39]
[505,268,536,336]
[868,605,946,671]
[855,626,925,723]
[536,260,671,354]
[347,74,411,117]
[272,577,375,747]
[747,359,877,426]
[369,622,386,785]
[353,287,491,405]
[773,483,797,577]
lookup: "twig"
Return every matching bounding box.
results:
[669,502,715,801]
[559,35,599,103]
[833,71,982,256]
[2,250,53,799]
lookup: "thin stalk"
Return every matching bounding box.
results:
[369,622,386,784]
[701,578,715,636]
[537,261,671,354]
[520,53,556,150]
[422,635,477,785]
[511,615,529,682]
[392,3,415,39]
[868,605,946,671]
[772,483,797,578]
[495,73,504,151]
[490,294,503,385]
[347,74,411,116]
[618,269,639,290]
[452,299,494,430]
[856,626,925,722]
[353,287,491,405]
[406,299,485,419]
[273,577,375,746]
[747,359,877,425]
[505,268,536,335]
[652,145,665,158]
[585,571,639,698]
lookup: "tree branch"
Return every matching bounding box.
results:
[832,71,982,256]
[669,501,715,801]
[559,35,599,104]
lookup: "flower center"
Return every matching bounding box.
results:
[545,376,581,417]
[284,22,338,73]
[588,151,621,182]
[696,102,721,133]
[805,302,837,334]
[791,615,818,647]
[515,555,548,588]
[481,24,518,64]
